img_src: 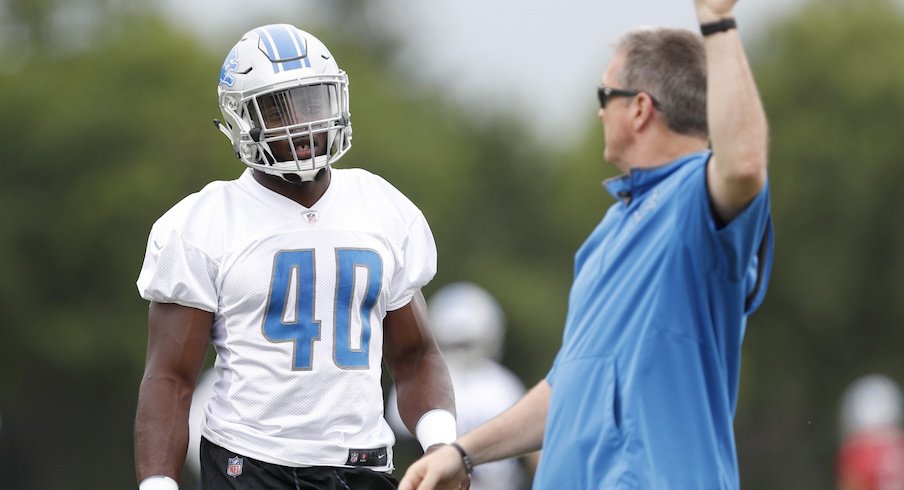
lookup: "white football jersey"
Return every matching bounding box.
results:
[137,168,437,471]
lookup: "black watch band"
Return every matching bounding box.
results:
[700,18,737,36]
[449,442,474,475]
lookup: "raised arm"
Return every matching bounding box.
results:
[134,302,213,486]
[383,290,457,449]
[697,0,769,223]
[399,380,551,490]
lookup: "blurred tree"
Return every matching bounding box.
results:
[735,0,904,488]
[0,12,233,489]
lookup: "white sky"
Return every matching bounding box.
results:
[158,0,810,146]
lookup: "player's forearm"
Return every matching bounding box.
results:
[134,375,193,482]
[700,9,769,182]
[394,348,456,433]
[455,380,550,466]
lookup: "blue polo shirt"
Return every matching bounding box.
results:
[537,151,773,489]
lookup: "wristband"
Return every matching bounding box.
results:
[700,18,737,37]
[138,475,179,490]
[415,409,457,451]
[449,442,474,475]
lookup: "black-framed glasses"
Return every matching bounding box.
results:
[597,85,661,110]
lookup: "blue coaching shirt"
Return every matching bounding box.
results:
[538,151,773,489]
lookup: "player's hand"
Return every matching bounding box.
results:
[694,0,736,22]
[398,444,470,490]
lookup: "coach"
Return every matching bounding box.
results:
[400,0,773,488]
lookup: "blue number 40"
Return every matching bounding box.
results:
[262,249,382,370]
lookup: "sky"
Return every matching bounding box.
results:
[157,0,811,146]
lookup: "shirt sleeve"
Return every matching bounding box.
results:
[387,210,437,311]
[695,175,773,315]
[546,349,563,387]
[714,183,772,281]
[136,225,219,313]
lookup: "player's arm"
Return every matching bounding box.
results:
[134,302,213,487]
[399,380,550,490]
[383,290,457,450]
[696,0,769,223]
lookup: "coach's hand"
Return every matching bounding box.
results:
[399,444,470,490]
[695,0,736,22]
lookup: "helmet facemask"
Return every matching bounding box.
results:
[243,79,348,181]
[216,25,352,182]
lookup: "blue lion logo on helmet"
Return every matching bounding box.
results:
[219,48,239,87]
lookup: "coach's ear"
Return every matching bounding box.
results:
[631,92,658,132]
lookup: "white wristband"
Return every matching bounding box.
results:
[139,475,179,490]
[415,409,457,451]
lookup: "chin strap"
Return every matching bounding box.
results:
[213,119,234,141]
[213,119,241,160]
[269,167,327,184]
[216,118,329,183]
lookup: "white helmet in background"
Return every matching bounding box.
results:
[428,282,506,363]
[216,24,351,182]
[840,373,903,438]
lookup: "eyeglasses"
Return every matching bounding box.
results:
[597,85,661,110]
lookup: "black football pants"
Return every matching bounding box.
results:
[200,437,399,489]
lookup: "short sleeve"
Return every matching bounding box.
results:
[387,211,437,311]
[703,179,774,315]
[714,182,772,283]
[136,225,219,313]
[546,350,564,387]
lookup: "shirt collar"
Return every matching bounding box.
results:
[603,150,711,203]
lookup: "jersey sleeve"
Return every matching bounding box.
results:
[387,210,437,311]
[136,224,219,313]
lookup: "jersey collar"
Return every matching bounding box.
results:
[603,150,711,203]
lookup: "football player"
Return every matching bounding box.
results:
[134,24,459,490]
[837,374,904,490]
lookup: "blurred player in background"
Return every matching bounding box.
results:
[386,282,539,490]
[837,374,904,490]
[134,24,459,490]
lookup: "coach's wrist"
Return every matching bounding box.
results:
[448,442,474,475]
[696,8,735,25]
[700,18,737,37]
[139,475,179,490]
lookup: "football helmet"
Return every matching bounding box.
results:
[216,24,351,182]
[840,374,903,437]
[428,282,506,363]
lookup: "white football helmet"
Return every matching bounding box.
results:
[216,24,351,182]
[428,282,506,363]
[840,374,903,437]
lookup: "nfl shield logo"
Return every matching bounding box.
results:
[301,210,319,224]
[226,456,243,478]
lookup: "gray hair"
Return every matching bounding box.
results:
[615,28,708,138]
